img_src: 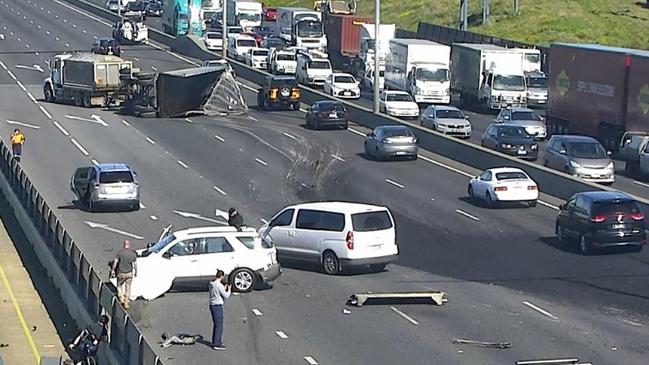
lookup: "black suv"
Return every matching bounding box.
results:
[257,75,300,110]
[481,123,538,161]
[91,37,121,56]
[556,191,646,254]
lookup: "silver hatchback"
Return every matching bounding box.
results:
[544,135,615,184]
[71,163,140,211]
[364,125,418,160]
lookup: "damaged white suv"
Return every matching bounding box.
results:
[113,226,280,301]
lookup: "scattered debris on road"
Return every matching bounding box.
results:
[453,338,511,349]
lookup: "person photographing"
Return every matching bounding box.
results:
[209,270,231,350]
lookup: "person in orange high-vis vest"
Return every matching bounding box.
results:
[10,129,25,162]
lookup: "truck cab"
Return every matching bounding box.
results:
[277,8,326,51]
[163,0,204,36]
[618,132,649,177]
[406,64,450,104]
[226,0,262,31]
[480,68,527,109]
[525,71,548,107]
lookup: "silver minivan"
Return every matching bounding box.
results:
[544,135,614,184]
[71,163,140,211]
[259,202,399,274]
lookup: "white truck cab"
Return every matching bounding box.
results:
[268,48,297,75]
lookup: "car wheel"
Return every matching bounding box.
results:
[231,268,256,293]
[556,223,566,243]
[579,235,592,255]
[44,85,54,102]
[468,184,475,201]
[528,200,538,208]
[74,92,83,107]
[132,201,140,211]
[322,251,339,275]
[374,147,382,161]
[486,192,496,208]
[343,122,349,130]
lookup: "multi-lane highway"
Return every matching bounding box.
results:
[1,0,649,364]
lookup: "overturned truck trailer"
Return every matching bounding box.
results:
[116,65,247,118]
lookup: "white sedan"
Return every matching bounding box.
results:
[244,47,270,70]
[468,167,538,207]
[379,90,420,119]
[203,31,223,51]
[324,73,361,99]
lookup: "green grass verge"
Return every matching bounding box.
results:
[263,0,649,49]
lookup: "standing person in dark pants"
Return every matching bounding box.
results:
[10,129,25,162]
[228,208,244,231]
[209,269,231,350]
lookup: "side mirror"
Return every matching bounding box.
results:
[559,204,566,210]
[607,150,612,156]
[504,115,510,120]
[559,149,567,155]
[366,132,372,137]
[262,234,273,245]
[465,116,470,120]
[162,251,172,259]
[146,242,154,249]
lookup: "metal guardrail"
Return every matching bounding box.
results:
[0,139,163,364]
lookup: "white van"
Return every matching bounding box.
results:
[227,34,258,62]
[259,202,398,274]
[295,51,332,87]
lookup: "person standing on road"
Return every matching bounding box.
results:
[10,129,25,162]
[209,269,231,350]
[228,208,244,231]
[110,240,137,309]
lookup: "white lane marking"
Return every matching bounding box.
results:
[348,127,366,137]
[385,178,404,189]
[0,61,6,70]
[46,31,50,35]
[65,43,70,47]
[331,154,345,162]
[249,116,258,122]
[145,137,155,144]
[251,308,262,316]
[93,36,97,39]
[52,121,69,136]
[174,210,227,224]
[150,215,158,221]
[255,157,268,166]
[17,37,21,42]
[84,221,144,240]
[25,44,30,48]
[417,154,474,178]
[63,19,68,23]
[82,29,87,34]
[139,202,145,209]
[213,186,227,196]
[121,119,130,126]
[622,319,643,327]
[133,57,139,61]
[299,108,308,113]
[55,37,59,41]
[184,117,193,123]
[15,80,27,91]
[283,131,297,140]
[6,70,16,80]
[151,66,158,71]
[633,180,649,189]
[39,106,52,119]
[72,24,77,28]
[304,356,318,365]
[260,218,268,224]
[26,92,37,103]
[15,64,44,72]
[213,134,225,142]
[390,306,419,325]
[0,34,3,40]
[538,200,559,210]
[91,159,99,165]
[275,331,288,339]
[431,198,436,202]
[456,209,480,221]
[70,138,90,156]
[37,25,41,29]
[177,160,189,169]
[523,301,559,321]
[5,120,40,129]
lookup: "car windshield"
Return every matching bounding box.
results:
[147,233,176,254]
[319,102,346,112]
[253,50,269,56]
[495,171,529,180]
[276,53,295,61]
[228,28,243,34]
[99,171,133,183]
[593,201,641,215]
[334,75,356,83]
[567,142,608,158]
[416,68,449,82]
[296,20,323,37]
[238,12,261,22]
[493,75,526,91]
[309,60,331,69]
[206,33,222,39]
[237,39,257,47]
[351,211,393,232]
[499,126,530,138]
[527,76,548,88]
[511,111,541,121]
[436,109,464,119]
[383,128,414,138]
[386,93,413,102]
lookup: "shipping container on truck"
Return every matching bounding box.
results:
[324,13,371,71]
[546,43,649,152]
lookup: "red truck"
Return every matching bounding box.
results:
[324,13,372,71]
[546,43,649,152]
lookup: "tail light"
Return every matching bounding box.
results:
[494,186,507,191]
[630,212,645,221]
[527,185,537,190]
[591,215,607,223]
[291,87,300,98]
[346,231,354,250]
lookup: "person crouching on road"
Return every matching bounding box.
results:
[228,208,244,231]
[10,128,25,162]
[110,240,137,309]
[209,269,231,350]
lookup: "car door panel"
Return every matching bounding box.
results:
[71,167,91,199]
[200,237,237,282]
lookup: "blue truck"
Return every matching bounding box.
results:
[162,0,205,36]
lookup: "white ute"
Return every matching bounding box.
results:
[112,226,280,301]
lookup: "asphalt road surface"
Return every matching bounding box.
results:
[0,1,648,364]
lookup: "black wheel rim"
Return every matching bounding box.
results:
[324,254,336,273]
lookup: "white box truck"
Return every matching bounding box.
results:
[384,39,451,104]
[276,7,326,51]
[451,43,527,110]
[226,0,262,30]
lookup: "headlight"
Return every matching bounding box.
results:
[531,144,538,150]
[569,160,581,168]
[606,162,614,169]
[501,143,512,149]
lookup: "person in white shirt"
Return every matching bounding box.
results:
[209,269,231,350]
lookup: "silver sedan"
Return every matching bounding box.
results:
[364,125,418,160]
[420,105,471,138]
